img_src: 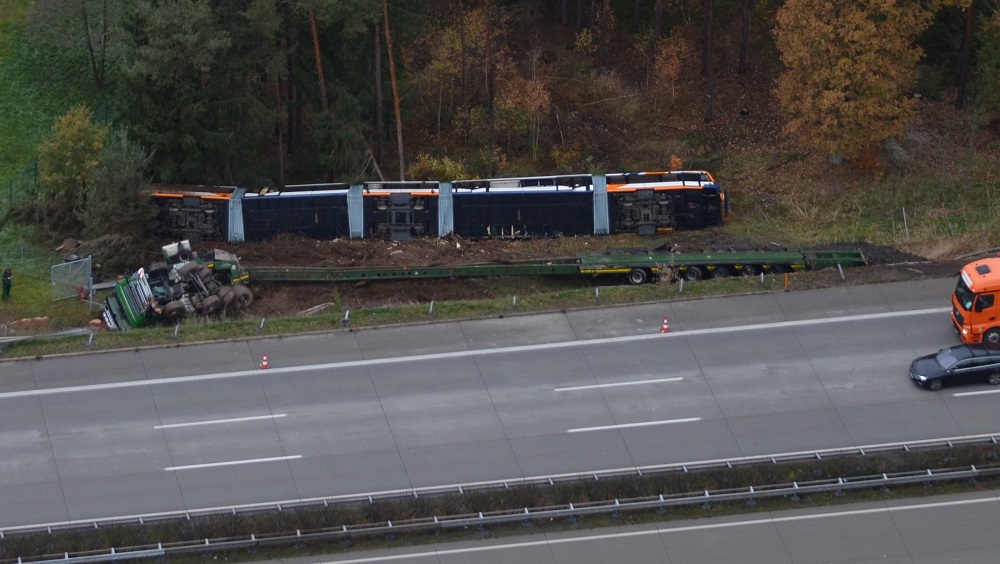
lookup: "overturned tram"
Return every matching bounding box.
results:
[150,170,728,243]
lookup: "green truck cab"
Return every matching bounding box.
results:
[102,241,252,331]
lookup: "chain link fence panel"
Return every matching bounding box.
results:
[51,256,92,302]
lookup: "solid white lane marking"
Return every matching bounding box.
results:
[315,496,1000,563]
[567,417,700,433]
[164,455,301,471]
[555,377,683,392]
[154,414,286,430]
[0,307,950,399]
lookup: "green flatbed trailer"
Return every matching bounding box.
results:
[247,249,867,285]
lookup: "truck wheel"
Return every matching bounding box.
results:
[711,265,730,279]
[201,295,222,314]
[741,265,758,277]
[197,267,214,282]
[218,286,235,308]
[233,285,253,307]
[627,268,649,285]
[162,300,187,318]
[985,329,1000,346]
[178,262,200,276]
[683,266,703,281]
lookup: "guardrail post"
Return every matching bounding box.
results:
[701,490,712,510]
[85,330,95,349]
[428,301,435,317]
[173,323,181,340]
[746,485,757,506]
[678,279,684,293]
[511,295,517,309]
[341,310,351,325]
[594,287,599,301]
[837,263,845,280]
[256,317,266,333]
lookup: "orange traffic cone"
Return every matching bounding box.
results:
[661,316,670,333]
[260,354,269,369]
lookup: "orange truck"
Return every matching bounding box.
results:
[952,255,1000,345]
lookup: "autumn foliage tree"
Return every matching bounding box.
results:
[35,105,108,234]
[774,0,931,161]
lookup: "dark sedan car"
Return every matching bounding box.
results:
[909,344,1000,391]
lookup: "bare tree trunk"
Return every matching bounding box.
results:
[486,0,496,176]
[374,22,384,166]
[459,0,468,121]
[275,80,284,186]
[737,0,748,74]
[383,0,405,180]
[308,6,329,113]
[79,0,107,91]
[597,0,610,68]
[955,0,974,109]
[654,0,664,40]
[703,0,714,122]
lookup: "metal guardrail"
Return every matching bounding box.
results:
[9,463,996,564]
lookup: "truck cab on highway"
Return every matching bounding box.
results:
[952,256,1000,345]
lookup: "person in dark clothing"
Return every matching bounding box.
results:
[2,268,11,300]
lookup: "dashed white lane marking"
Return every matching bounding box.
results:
[164,455,301,471]
[567,417,701,433]
[154,414,286,430]
[555,377,683,392]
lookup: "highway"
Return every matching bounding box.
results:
[2,275,990,529]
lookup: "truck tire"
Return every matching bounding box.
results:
[233,285,253,308]
[162,300,187,318]
[201,295,223,314]
[741,264,758,277]
[197,267,214,282]
[683,266,703,281]
[711,265,730,279]
[627,268,649,285]
[178,262,200,277]
[218,286,235,308]
[985,329,1000,346]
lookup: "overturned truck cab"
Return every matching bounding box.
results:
[102,240,253,331]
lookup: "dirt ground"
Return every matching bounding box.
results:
[225,231,964,319]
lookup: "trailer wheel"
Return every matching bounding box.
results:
[683,266,703,281]
[627,268,649,285]
[711,265,730,279]
[769,265,788,274]
[162,300,187,318]
[741,265,758,277]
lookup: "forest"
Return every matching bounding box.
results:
[1,0,999,270]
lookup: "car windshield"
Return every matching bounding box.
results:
[935,347,973,369]
[955,278,976,311]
